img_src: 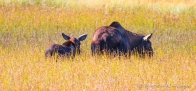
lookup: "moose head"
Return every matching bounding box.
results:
[137,33,153,58]
[62,33,87,54]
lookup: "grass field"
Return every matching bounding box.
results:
[0,0,196,90]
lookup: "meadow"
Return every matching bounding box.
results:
[0,0,196,90]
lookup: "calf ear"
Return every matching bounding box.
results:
[62,33,70,40]
[143,33,153,41]
[78,34,87,41]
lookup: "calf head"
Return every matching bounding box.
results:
[62,40,76,52]
[62,33,87,54]
[137,33,153,57]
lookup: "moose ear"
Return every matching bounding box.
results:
[62,33,70,40]
[143,33,153,41]
[78,34,87,41]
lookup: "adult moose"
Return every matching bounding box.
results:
[45,33,87,58]
[91,21,153,57]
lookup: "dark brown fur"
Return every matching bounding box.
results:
[45,40,76,58]
[45,33,87,59]
[91,21,153,57]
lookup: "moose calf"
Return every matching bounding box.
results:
[45,33,87,58]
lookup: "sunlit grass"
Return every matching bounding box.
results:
[0,0,196,90]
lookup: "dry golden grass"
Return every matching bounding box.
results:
[0,0,196,90]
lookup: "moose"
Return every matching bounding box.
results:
[91,21,153,57]
[45,33,87,58]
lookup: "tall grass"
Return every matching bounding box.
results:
[0,0,196,90]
